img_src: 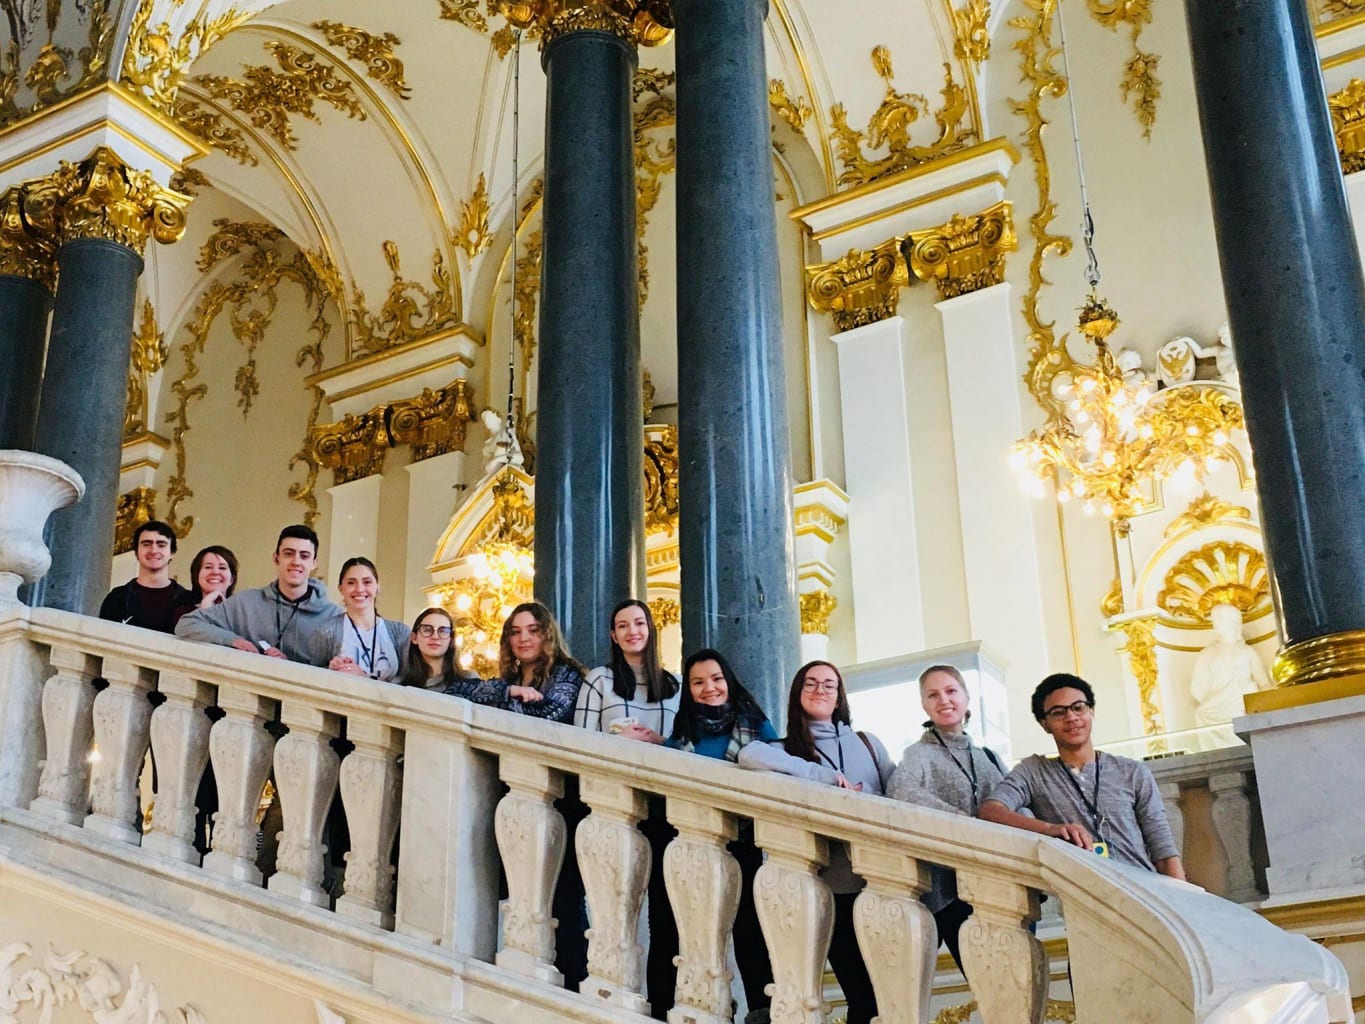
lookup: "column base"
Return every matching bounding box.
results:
[494,948,563,987]
[202,850,262,887]
[336,895,394,930]
[267,871,330,907]
[29,796,84,826]
[581,975,649,1014]
[142,830,201,865]
[82,812,141,845]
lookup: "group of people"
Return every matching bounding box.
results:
[103,519,1185,1024]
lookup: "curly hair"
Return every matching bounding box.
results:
[498,601,586,688]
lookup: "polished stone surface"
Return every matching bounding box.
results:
[533,28,645,663]
[674,0,800,719]
[0,275,51,450]
[30,238,143,614]
[1184,0,1365,642]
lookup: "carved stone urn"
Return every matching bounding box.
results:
[0,450,85,605]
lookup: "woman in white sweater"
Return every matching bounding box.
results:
[738,660,892,1024]
[887,664,1007,972]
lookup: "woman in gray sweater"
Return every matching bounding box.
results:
[738,660,892,1024]
[887,664,1007,972]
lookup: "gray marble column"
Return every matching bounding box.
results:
[1184,0,1365,646]
[533,26,646,662]
[674,0,799,717]
[31,238,143,613]
[0,274,51,450]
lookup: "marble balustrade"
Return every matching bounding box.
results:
[0,602,1350,1024]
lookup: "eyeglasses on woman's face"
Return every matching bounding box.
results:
[1042,700,1093,722]
[800,680,839,694]
[417,624,453,638]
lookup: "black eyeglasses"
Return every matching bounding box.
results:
[1042,700,1093,722]
[417,624,453,638]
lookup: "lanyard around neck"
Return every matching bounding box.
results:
[1054,751,1104,840]
[348,615,380,676]
[933,728,980,809]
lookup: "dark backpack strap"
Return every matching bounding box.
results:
[856,730,880,773]
[983,746,1006,774]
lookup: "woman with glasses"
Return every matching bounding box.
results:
[398,607,480,689]
[311,557,408,681]
[736,660,891,1024]
[887,664,1008,973]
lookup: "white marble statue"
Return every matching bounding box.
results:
[1211,320,1239,387]
[1189,602,1272,749]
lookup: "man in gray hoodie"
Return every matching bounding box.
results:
[175,524,341,664]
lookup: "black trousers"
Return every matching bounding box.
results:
[553,778,590,992]
[645,813,773,1020]
[829,891,878,1024]
[934,898,974,975]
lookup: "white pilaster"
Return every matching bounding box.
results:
[326,475,383,574]
[402,451,465,623]
[832,316,924,659]
[935,283,1050,694]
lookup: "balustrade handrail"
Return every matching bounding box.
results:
[0,602,1350,1023]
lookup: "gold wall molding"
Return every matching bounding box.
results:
[388,378,477,461]
[1163,492,1252,539]
[121,0,248,111]
[1158,540,1269,623]
[22,145,190,255]
[114,485,158,555]
[648,596,680,629]
[1113,614,1164,739]
[633,67,675,307]
[769,78,813,132]
[799,589,837,635]
[644,424,679,535]
[952,0,992,68]
[124,298,168,438]
[498,1,674,49]
[0,185,56,289]
[1329,79,1365,174]
[311,20,412,101]
[0,942,206,1024]
[350,241,461,357]
[170,97,259,166]
[1086,0,1162,138]
[806,237,909,333]
[0,0,114,129]
[311,405,390,484]
[905,199,1017,299]
[455,173,493,259]
[195,41,366,150]
[830,48,976,189]
[169,166,211,197]
[164,220,334,535]
[512,228,544,379]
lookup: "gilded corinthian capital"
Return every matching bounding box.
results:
[0,186,56,289]
[904,200,1016,300]
[496,0,673,47]
[22,146,191,256]
[806,237,909,333]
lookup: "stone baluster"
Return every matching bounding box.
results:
[267,702,341,907]
[1158,781,1185,859]
[30,646,99,825]
[955,873,1047,1024]
[336,718,403,928]
[849,845,937,1024]
[202,686,276,885]
[0,631,48,810]
[494,754,567,984]
[753,821,832,1024]
[83,657,155,843]
[1209,770,1260,903]
[143,671,215,864]
[577,775,650,1012]
[664,799,740,1024]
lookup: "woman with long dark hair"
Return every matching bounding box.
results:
[309,556,408,681]
[660,649,777,1024]
[737,660,891,1024]
[574,598,679,740]
[887,664,1007,972]
[397,607,484,690]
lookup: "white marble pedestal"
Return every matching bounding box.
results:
[1235,691,1365,897]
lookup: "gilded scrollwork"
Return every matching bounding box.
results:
[310,406,390,485]
[768,78,812,132]
[952,0,991,67]
[512,228,543,378]
[1329,79,1365,175]
[1086,0,1161,138]
[439,0,490,32]
[124,299,168,438]
[349,241,460,356]
[1163,492,1252,539]
[114,487,158,555]
[121,0,247,111]
[388,379,477,461]
[643,425,679,535]
[904,200,1017,300]
[648,597,680,628]
[799,590,837,635]
[806,238,909,333]
[312,20,411,101]
[830,49,975,189]
[0,0,113,128]
[455,173,493,260]
[169,166,211,197]
[1157,541,1269,623]
[634,67,675,307]
[497,0,673,49]
[171,97,258,166]
[1112,614,1164,737]
[195,42,367,150]
[0,184,56,289]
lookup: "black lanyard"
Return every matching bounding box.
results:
[815,722,846,774]
[932,728,980,810]
[348,616,380,677]
[274,587,303,648]
[1054,752,1104,840]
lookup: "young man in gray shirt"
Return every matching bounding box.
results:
[979,673,1185,879]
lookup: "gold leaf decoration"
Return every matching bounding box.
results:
[643,424,679,535]
[1163,492,1252,539]
[768,78,812,132]
[439,0,489,31]
[197,218,282,272]
[806,238,909,332]
[952,0,991,67]
[388,379,477,461]
[904,200,1018,300]
[512,229,543,378]
[1112,615,1164,737]
[1087,0,1162,138]
[171,97,258,166]
[114,487,158,555]
[0,0,114,128]
[169,166,211,197]
[799,590,838,635]
[1158,541,1270,622]
[350,240,460,356]
[933,999,1077,1024]
[24,43,70,108]
[830,50,975,189]
[195,41,367,150]
[1322,0,1365,16]
[1328,79,1365,175]
[124,298,168,438]
[455,173,493,260]
[121,0,247,111]
[311,20,412,100]
[648,597,680,628]
[311,406,390,484]
[1,41,22,124]
[634,67,676,307]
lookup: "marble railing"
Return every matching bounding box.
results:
[0,604,1351,1024]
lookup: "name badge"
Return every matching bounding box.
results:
[1092,841,1111,859]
